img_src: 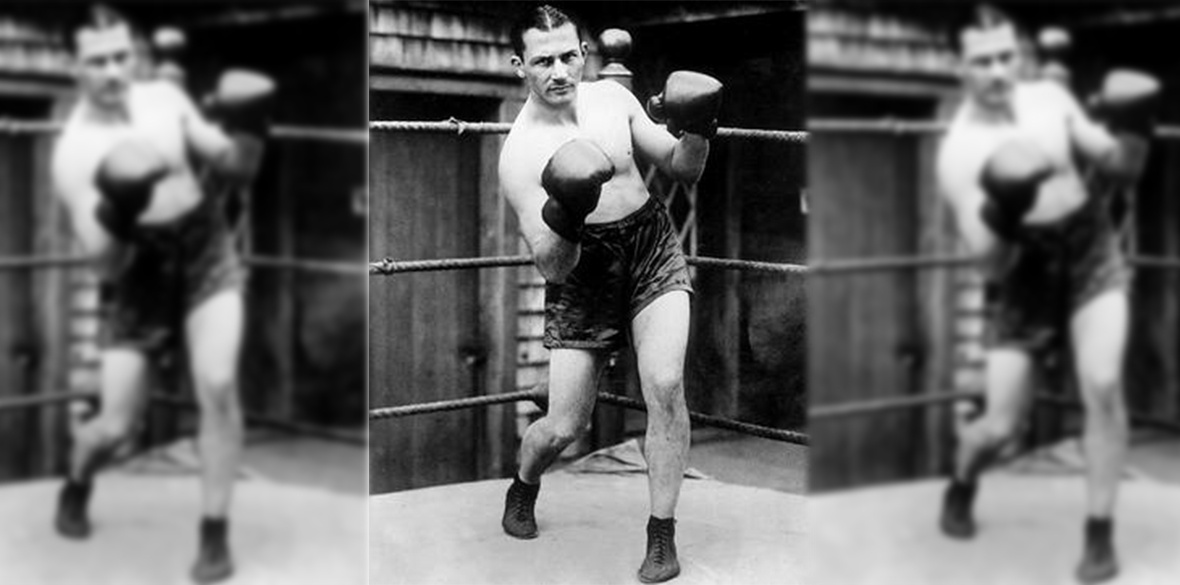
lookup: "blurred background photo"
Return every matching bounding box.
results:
[807,1,1180,583]
[0,2,366,583]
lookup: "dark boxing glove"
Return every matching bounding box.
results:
[1090,69,1160,139]
[647,71,723,139]
[979,138,1054,240]
[95,138,170,239]
[540,139,615,243]
[206,69,276,139]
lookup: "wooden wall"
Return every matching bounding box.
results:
[807,84,957,491]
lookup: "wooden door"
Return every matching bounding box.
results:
[369,92,495,493]
[808,131,925,490]
[0,105,38,480]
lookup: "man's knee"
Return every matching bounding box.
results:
[976,412,1021,447]
[1077,362,1123,403]
[194,368,239,415]
[642,369,685,415]
[549,415,591,448]
[85,413,137,448]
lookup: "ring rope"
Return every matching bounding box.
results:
[810,254,979,274]
[242,255,367,275]
[0,118,365,145]
[369,118,807,143]
[0,254,94,270]
[369,254,807,275]
[0,389,100,412]
[370,389,808,446]
[810,389,983,420]
[151,394,366,445]
[0,390,365,444]
[0,254,361,275]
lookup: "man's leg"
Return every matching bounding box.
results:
[503,348,602,539]
[942,347,1035,538]
[184,288,245,583]
[631,290,691,583]
[57,348,150,538]
[1070,289,1129,584]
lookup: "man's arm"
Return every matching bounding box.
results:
[51,140,126,276]
[176,72,273,183]
[1063,73,1157,182]
[936,138,998,257]
[498,146,581,283]
[627,84,709,184]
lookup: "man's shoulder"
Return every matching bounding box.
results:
[581,79,633,105]
[130,80,190,110]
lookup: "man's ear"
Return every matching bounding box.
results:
[581,41,589,57]
[511,55,524,78]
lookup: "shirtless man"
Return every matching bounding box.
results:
[496,5,719,583]
[935,6,1157,583]
[50,6,270,583]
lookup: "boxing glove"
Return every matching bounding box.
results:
[541,139,615,243]
[206,69,276,139]
[647,71,723,139]
[979,138,1054,240]
[1090,69,1160,139]
[95,138,170,239]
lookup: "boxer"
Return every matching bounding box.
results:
[496,4,719,582]
[50,5,272,583]
[935,5,1157,583]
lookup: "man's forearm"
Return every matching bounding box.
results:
[529,230,581,283]
[668,134,709,184]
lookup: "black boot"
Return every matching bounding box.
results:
[1076,517,1118,584]
[190,517,234,584]
[501,475,540,539]
[54,478,93,539]
[939,478,977,539]
[638,516,680,583]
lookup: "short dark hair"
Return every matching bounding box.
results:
[69,4,132,53]
[510,4,580,57]
[956,4,1018,52]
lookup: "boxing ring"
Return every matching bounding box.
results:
[372,107,1180,584]
[0,119,366,582]
[367,51,811,579]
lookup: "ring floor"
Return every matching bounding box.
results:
[369,471,805,585]
[807,474,1180,585]
[0,474,366,585]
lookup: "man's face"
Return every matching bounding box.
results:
[76,25,135,109]
[961,25,1020,109]
[515,23,586,107]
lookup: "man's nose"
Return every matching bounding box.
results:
[552,60,570,81]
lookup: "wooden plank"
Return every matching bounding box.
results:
[369,91,488,493]
[808,130,922,491]
[476,96,521,480]
[0,131,35,479]
[914,95,960,477]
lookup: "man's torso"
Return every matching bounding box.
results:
[503,80,651,224]
[941,81,1091,230]
[56,81,206,235]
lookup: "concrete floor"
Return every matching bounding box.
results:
[0,433,367,584]
[0,475,366,585]
[808,434,1180,585]
[370,473,806,585]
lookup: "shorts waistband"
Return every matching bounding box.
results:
[583,196,664,236]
